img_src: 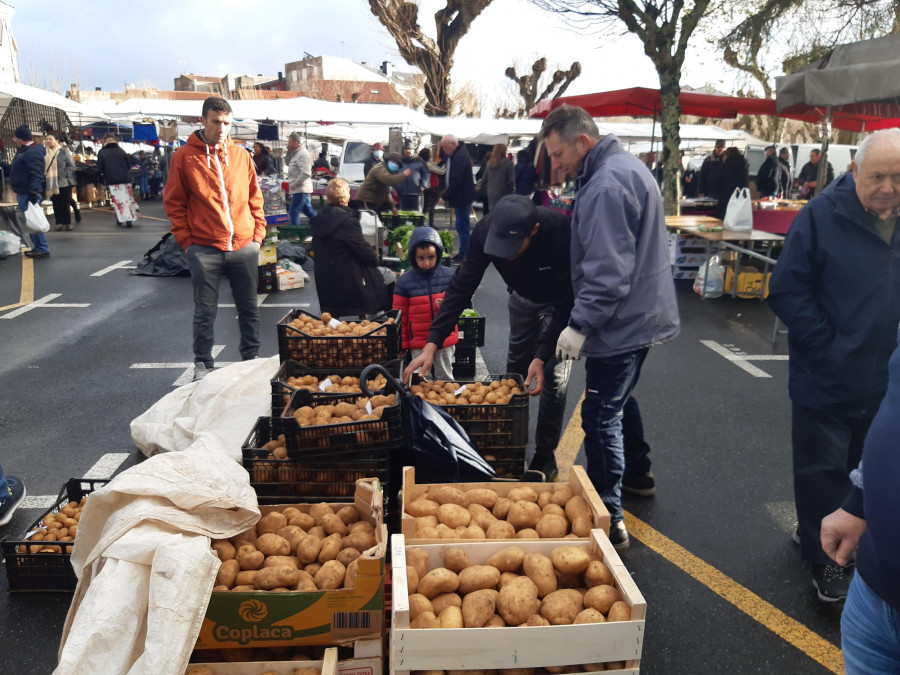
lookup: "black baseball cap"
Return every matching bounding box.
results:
[484,195,538,259]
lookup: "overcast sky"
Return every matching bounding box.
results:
[11,0,741,109]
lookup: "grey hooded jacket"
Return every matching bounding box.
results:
[569,134,680,357]
[286,145,312,194]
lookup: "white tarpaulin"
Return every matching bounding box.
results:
[55,445,260,675]
[130,356,279,461]
[0,82,109,122]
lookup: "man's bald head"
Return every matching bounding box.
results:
[440,134,459,155]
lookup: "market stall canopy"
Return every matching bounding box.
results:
[775,33,900,132]
[0,81,109,122]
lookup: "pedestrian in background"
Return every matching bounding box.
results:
[484,143,515,216]
[44,133,79,231]
[515,149,536,198]
[697,138,726,198]
[285,132,317,225]
[355,152,411,215]
[768,129,900,602]
[11,124,49,258]
[439,134,475,262]
[397,142,427,212]
[777,147,793,198]
[164,97,266,382]
[714,146,750,219]
[419,147,445,228]
[252,142,276,176]
[98,134,138,228]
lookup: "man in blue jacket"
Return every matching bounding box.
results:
[10,125,49,258]
[768,129,900,603]
[542,105,680,550]
[397,143,427,212]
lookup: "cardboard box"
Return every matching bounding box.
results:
[277,271,304,290]
[400,465,610,543]
[724,266,771,298]
[186,647,339,674]
[196,480,387,650]
[390,532,645,674]
[259,243,278,265]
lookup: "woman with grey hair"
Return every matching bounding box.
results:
[44,134,79,231]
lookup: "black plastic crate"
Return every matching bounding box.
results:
[276,309,401,367]
[281,388,402,457]
[269,359,402,416]
[396,212,426,228]
[457,315,486,346]
[257,262,277,294]
[453,345,477,366]
[452,363,476,379]
[1,478,109,592]
[241,417,393,504]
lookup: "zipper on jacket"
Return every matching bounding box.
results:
[212,148,235,250]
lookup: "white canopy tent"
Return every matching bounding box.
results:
[0,82,109,124]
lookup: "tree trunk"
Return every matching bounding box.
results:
[658,68,683,216]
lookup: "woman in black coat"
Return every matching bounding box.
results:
[715,147,750,219]
[310,178,390,317]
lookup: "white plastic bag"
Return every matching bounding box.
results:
[23,201,50,233]
[0,230,22,255]
[723,188,753,232]
[694,255,725,298]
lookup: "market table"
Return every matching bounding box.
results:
[665,216,785,299]
[751,204,804,235]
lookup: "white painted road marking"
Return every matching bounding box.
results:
[91,260,135,276]
[19,452,130,509]
[131,344,228,386]
[701,340,787,378]
[0,293,91,319]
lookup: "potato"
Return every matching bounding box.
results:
[485,614,506,627]
[216,559,240,588]
[343,559,359,589]
[438,605,464,628]
[342,530,376,552]
[348,520,374,534]
[255,566,301,590]
[282,507,302,522]
[318,533,342,562]
[295,570,318,591]
[524,614,550,627]
[523,553,557,598]
[570,516,593,538]
[406,547,431,581]
[573,608,607,624]
[552,484,573,506]
[492,497,513,520]
[416,515,439,531]
[485,521,516,539]
[276,526,307,554]
[407,498,440,518]
[443,547,471,573]
[232,529,257,547]
[263,556,299,569]
[500,670,535,675]
[540,590,580,625]
[335,505,360,526]
[458,565,501,594]
[319,513,348,536]
[418,568,460,599]
[607,600,632,622]
[405,565,420,594]
[555,570,582,589]
[583,585,620,615]
[462,589,498,627]
[584,561,614,588]
[257,533,291,558]
[336,547,361,567]
[418,527,440,539]
[231,585,257,592]
[309,503,335,527]
[288,512,316,531]
[552,545,592,575]
[436,524,457,539]
[516,529,540,539]
[314,560,346,589]
[537,491,553,509]
[507,486,538,503]
[430,592,462,616]
[235,570,259,587]
[307,526,326,539]
[507,501,542,530]
[499,572,521,588]
[212,540,236,561]
[564,495,592,523]
[437,504,471,529]
[236,545,264,571]
[409,593,434,621]
[486,546,525,573]
[541,503,566,519]
[496,576,540,626]
[410,611,441,629]
[430,485,467,506]
[464,488,499,509]
[257,511,288,536]
[305,562,323,576]
[534,514,569,539]
[296,535,323,565]
[461,525,487,539]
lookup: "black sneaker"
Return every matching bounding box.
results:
[525,456,559,483]
[609,520,630,551]
[623,471,656,497]
[0,476,27,527]
[811,562,854,603]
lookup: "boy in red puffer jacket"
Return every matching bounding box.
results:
[393,227,458,380]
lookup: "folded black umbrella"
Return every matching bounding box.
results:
[360,365,496,482]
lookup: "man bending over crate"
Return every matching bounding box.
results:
[405,194,573,483]
[164,97,267,382]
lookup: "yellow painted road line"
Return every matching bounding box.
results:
[93,208,169,222]
[554,397,843,673]
[626,512,844,673]
[20,248,34,305]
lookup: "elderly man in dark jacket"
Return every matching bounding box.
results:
[768,129,900,603]
[10,125,49,258]
[755,145,779,197]
[439,134,475,262]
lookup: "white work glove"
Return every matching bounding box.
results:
[556,326,587,361]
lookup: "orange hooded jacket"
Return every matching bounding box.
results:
[164,131,266,251]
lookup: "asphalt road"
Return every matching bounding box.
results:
[0,200,841,673]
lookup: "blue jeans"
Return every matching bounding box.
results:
[138,175,149,197]
[454,205,471,258]
[582,348,650,523]
[186,243,261,364]
[289,193,317,225]
[18,193,49,253]
[842,573,900,674]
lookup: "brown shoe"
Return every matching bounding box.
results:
[24,250,50,258]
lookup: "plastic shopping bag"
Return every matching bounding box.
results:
[23,201,50,233]
[0,230,22,256]
[693,255,725,298]
[723,188,753,232]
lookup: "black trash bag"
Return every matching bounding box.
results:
[360,364,496,483]
[131,233,189,277]
[277,239,308,265]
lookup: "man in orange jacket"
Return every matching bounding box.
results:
[164,97,267,381]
